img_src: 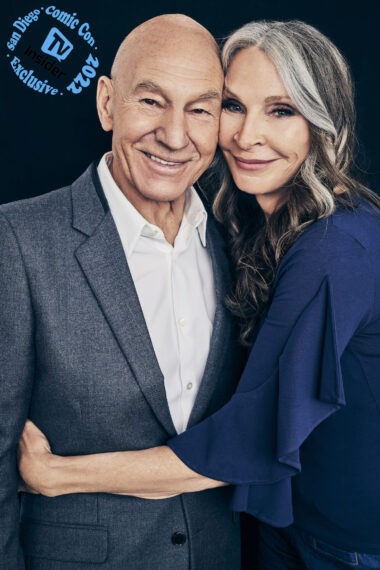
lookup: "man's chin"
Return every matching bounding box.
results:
[135,178,192,203]
[140,187,190,203]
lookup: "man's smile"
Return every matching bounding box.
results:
[140,150,190,170]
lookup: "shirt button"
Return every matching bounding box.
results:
[171,532,187,546]
[186,382,193,390]
[178,317,187,327]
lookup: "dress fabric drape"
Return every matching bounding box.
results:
[168,202,380,535]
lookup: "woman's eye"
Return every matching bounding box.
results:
[271,107,295,118]
[222,99,243,113]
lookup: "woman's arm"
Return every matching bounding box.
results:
[20,216,374,500]
[18,420,225,498]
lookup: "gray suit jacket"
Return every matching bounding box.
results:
[0,164,244,570]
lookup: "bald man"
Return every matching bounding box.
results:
[0,14,243,569]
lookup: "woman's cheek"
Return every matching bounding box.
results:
[219,114,238,145]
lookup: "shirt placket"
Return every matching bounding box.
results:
[171,242,196,433]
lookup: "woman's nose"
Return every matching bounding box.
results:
[233,114,266,150]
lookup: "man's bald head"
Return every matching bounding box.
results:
[111,14,220,82]
[96,14,223,213]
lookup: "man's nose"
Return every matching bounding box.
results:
[155,109,190,151]
[234,113,266,150]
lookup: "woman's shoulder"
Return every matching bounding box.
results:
[328,200,380,248]
[294,200,379,253]
[277,200,380,282]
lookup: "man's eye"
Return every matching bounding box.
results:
[222,99,243,113]
[141,98,158,106]
[192,108,208,115]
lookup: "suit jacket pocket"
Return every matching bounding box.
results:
[20,519,108,563]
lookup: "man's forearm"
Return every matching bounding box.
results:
[35,446,225,498]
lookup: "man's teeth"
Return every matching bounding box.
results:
[145,153,180,166]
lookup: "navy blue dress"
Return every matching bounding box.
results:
[168,201,380,552]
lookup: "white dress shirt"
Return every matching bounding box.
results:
[97,153,216,433]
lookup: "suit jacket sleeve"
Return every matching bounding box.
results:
[0,212,35,569]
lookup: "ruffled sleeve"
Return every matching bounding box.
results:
[168,223,374,526]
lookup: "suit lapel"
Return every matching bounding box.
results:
[72,164,176,436]
[71,165,234,436]
[187,219,233,428]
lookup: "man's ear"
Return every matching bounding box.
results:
[96,76,114,132]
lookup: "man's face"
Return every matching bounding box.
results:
[98,41,223,204]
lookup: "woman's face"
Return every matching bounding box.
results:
[219,47,310,214]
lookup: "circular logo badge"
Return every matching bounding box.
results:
[6,5,100,96]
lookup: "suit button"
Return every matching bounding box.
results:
[171,532,187,546]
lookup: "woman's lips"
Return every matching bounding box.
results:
[233,156,278,171]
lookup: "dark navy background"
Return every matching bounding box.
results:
[1,0,379,204]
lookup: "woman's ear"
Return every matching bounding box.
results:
[96,76,114,132]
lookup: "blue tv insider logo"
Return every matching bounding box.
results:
[5,6,100,96]
[41,27,73,62]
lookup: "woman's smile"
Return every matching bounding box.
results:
[230,155,279,171]
[219,46,310,213]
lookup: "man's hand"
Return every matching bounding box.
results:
[18,420,57,496]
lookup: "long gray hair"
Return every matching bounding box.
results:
[209,20,380,345]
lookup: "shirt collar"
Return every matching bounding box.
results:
[182,186,208,248]
[97,152,208,256]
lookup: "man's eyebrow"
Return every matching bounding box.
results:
[134,81,163,94]
[134,81,221,102]
[197,91,221,101]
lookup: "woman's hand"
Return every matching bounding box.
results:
[18,420,224,498]
[18,421,178,498]
[18,420,60,497]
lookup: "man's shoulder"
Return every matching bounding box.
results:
[0,185,70,221]
[0,191,72,254]
[0,164,95,230]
